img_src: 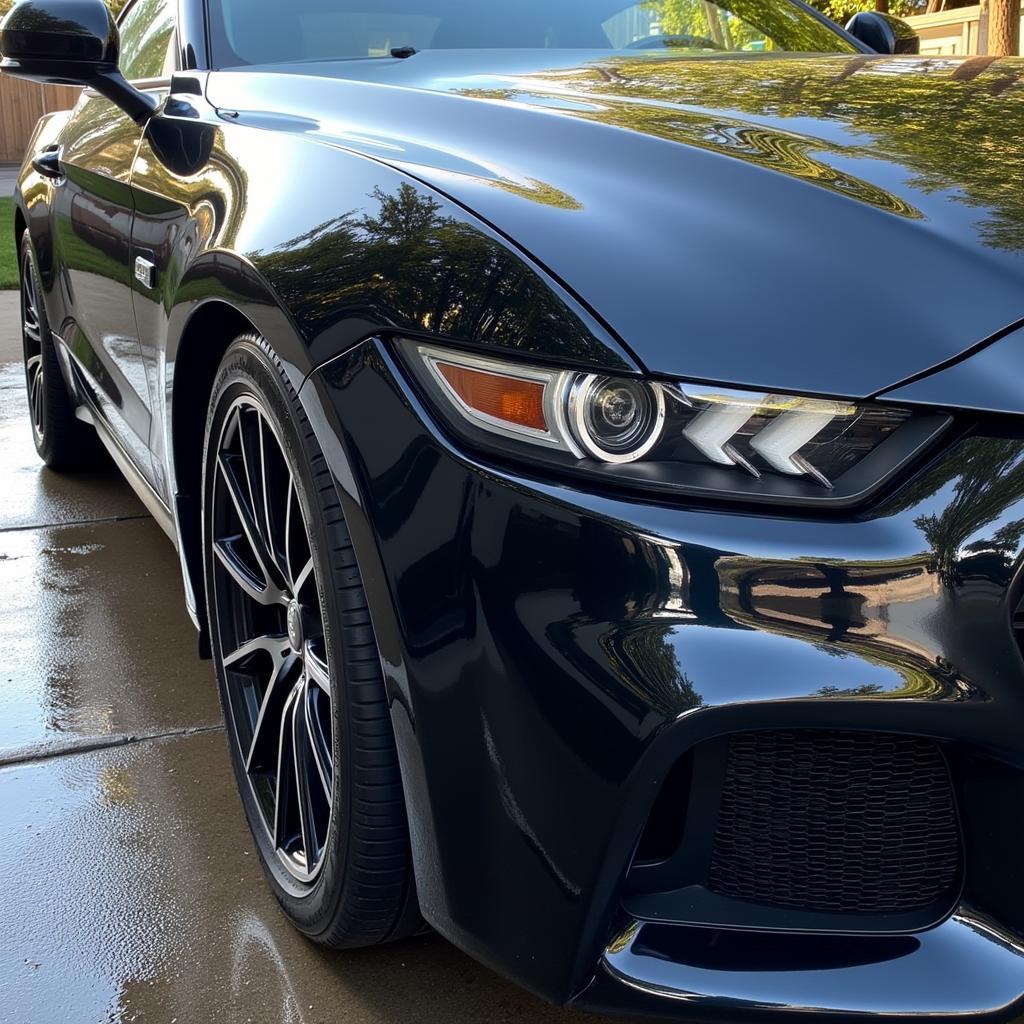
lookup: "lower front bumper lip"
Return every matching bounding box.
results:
[592,909,1024,1020]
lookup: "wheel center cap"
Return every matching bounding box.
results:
[287,601,304,653]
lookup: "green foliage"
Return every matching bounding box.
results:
[0,198,16,290]
[912,439,1024,585]
[808,0,926,24]
[644,0,761,48]
[639,0,859,49]
[257,182,605,363]
[643,0,925,42]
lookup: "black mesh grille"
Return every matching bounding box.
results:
[707,730,961,915]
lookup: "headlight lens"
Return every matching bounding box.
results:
[569,375,665,463]
[403,343,948,507]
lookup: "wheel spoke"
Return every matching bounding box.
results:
[258,421,295,589]
[28,359,44,432]
[214,537,281,606]
[304,640,331,698]
[293,558,315,600]
[284,478,293,572]
[284,473,311,589]
[238,408,268,541]
[223,633,289,668]
[22,259,45,443]
[236,407,276,577]
[217,452,287,603]
[246,650,300,772]
[22,264,41,345]
[272,685,299,849]
[291,684,319,866]
[234,408,293,590]
[304,683,333,801]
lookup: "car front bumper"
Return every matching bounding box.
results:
[303,338,1024,1021]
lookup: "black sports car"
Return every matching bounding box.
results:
[4,0,1024,1018]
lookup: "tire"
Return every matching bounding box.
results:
[19,231,104,470]
[202,333,421,947]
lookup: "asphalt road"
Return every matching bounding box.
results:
[0,289,633,1024]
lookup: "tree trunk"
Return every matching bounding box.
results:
[875,0,890,12]
[925,0,944,13]
[989,0,1021,54]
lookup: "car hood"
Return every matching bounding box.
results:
[207,51,1024,397]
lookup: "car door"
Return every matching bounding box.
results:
[49,0,177,489]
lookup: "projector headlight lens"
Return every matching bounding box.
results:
[569,375,666,463]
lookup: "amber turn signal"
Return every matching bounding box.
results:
[436,361,547,432]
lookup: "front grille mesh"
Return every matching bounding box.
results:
[707,730,961,915]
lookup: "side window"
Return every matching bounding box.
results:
[118,0,177,82]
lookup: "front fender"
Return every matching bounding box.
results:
[145,100,642,491]
[147,100,635,636]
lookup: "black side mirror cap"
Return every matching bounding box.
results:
[845,11,921,54]
[0,0,157,124]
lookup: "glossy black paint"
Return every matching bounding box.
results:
[883,324,1024,416]
[54,85,158,485]
[200,51,1024,398]
[299,338,1024,1012]
[590,910,1024,1019]
[8,5,1024,1018]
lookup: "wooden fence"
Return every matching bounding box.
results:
[902,6,1022,55]
[0,78,80,165]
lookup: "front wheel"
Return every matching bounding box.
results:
[202,334,420,946]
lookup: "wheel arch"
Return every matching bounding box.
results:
[167,297,255,650]
[164,247,321,645]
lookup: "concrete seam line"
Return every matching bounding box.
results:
[0,513,152,535]
[0,724,226,768]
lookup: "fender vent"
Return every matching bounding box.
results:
[708,730,961,915]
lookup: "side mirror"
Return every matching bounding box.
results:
[845,11,921,54]
[0,0,156,124]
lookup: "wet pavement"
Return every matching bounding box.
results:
[0,288,629,1023]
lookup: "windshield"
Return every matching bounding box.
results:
[209,0,856,68]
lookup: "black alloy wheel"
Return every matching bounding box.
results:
[19,231,104,471]
[211,392,334,881]
[204,335,420,945]
[21,244,45,446]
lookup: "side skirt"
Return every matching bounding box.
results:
[72,392,178,544]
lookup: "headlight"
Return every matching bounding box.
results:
[567,375,666,463]
[402,342,949,507]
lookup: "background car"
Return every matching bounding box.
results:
[4,0,1024,1020]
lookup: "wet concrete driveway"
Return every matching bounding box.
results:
[0,292,632,1024]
